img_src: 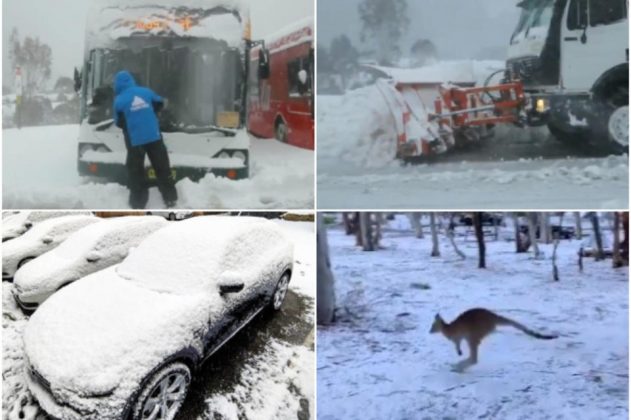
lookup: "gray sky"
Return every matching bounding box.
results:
[318,0,521,60]
[3,0,312,88]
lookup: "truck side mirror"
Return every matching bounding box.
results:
[258,49,270,80]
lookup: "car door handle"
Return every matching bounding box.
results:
[564,37,579,41]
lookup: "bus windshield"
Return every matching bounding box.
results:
[84,5,245,132]
[511,0,555,44]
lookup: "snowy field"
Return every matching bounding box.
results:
[2,125,313,209]
[318,217,628,420]
[317,92,629,209]
[2,219,315,420]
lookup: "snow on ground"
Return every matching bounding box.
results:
[2,219,315,420]
[317,92,629,209]
[318,217,628,420]
[2,125,313,209]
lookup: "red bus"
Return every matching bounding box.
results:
[248,18,314,150]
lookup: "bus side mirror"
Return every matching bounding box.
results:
[258,48,270,80]
[74,68,82,93]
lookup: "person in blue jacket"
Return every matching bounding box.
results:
[113,70,177,209]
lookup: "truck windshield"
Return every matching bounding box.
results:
[511,0,555,44]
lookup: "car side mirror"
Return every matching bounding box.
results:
[86,251,102,263]
[218,271,245,296]
[219,283,244,295]
[42,237,53,245]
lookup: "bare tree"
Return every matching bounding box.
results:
[447,214,466,260]
[473,213,486,268]
[552,239,560,281]
[359,212,375,251]
[613,212,623,268]
[317,214,336,325]
[408,212,424,238]
[429,212,440,257]
[512,213,527,253]
[527,213,541,258]
[342,213,354,235]
[574,212,583,239]
[539,212,551,244]
[589,212,604,261]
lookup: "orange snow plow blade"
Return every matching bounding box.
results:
[430,82,527,129]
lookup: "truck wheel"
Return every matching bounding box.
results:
[547,121,591,150]
[591,84,628,154]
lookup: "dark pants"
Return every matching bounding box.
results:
[125,138,178,209]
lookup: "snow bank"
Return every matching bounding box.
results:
[369,60,505,86]
[3,125,313,209]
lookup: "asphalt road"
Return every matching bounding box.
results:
[176,289,314,420]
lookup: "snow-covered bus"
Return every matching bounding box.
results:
[247,18,314,150]
[75,0,267,182]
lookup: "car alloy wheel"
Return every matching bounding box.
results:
[134,362,191,420]
[273,274,290,310]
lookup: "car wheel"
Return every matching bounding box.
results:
[168,213,176,221]
[132,362,191,420]
[17,257,35,269]
[271,273,290,311]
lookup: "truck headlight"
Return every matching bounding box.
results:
[232,151,246,163]
[217,151,231,159]
[535,99,547,114]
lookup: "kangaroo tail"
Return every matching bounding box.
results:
[496,315,558,340]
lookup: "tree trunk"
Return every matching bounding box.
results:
[574,212,583,239]
[527,213,541,258]
[539,212,551,244]
[446,217,466,260]
[408,213,424,238]
[613,212,623,268]
[552,239,560,281]
[493,214,499,241]
[355,212,363,247]
[342,213,353,235]
[430,212,440,257]
[317,214,336,325]
[622,212,629,266]
[590,212,604,261]
[512,213,526,253]
[473,213,486,268]
[360,212,374,251]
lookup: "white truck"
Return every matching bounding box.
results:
[75,0,270,183]
[507,0,628,152]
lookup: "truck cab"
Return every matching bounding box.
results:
[507,0,628,152]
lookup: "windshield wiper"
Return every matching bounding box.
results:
[163,125,238,136]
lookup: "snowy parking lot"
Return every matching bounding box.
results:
[317,216,628,420]
[2,125,314,209]
[317,92,629,209]
[2,218,315,420]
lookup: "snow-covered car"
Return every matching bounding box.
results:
[2,211,93,242]
[2,215,99,281]
[23,216,294,420]
[13,216,168,312]
[146,211,194,221]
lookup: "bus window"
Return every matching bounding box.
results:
[287,57,311,98]
[590,0,627,26]
[249,59,259,97]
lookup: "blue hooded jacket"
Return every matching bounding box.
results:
[113,71,164,147]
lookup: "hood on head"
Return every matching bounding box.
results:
[114,71,137,95]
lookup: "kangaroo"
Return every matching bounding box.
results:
[429,308,557,372]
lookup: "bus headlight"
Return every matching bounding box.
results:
[232,151,246,163]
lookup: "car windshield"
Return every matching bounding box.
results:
[511,0,555,44]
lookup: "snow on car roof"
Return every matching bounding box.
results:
[51,216,167,259]
[13,215,99,241]
[117,216,288,294]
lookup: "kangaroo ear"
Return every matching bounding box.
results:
[435,313,440,320]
